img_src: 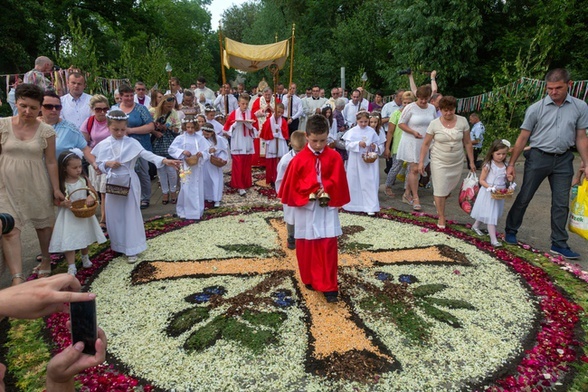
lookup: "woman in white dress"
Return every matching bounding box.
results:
[397,85,436,211]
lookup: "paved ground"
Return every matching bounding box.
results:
[2,156,586,289]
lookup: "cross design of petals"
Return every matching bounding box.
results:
[132,218,471,379]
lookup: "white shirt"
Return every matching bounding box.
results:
[213,94,238,115]
[342,100,369,127]
[193,87,216,101]
[165,90,184,105]
[282,94,303,120]
[134,94,151,107]
[302,96,327,118]
[381,101,401,119]
[60,93,92,130]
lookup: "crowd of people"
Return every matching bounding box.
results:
[0,56,587,386]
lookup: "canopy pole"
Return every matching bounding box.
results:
[289,23,295,87]
[218,23,226,85]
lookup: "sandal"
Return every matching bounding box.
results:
[11,273,25,285]
[162,194,169,205]
[402,194,413,205]
[99,222,107,232]
[140,200,150,209]
[171,191,178,204]
[412,198,422,211]
[385,187,395,197]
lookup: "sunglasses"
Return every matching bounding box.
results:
[165,97,176,102]
[94,107,109,113]
[42,104,62,111]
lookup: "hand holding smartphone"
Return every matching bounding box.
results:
[70,299,97,355]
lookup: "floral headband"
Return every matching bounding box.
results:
[106,112,129,120]
[201,126,215,133]
[501,139,511,148]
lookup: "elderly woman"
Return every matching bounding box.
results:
[397,85,437,211]
[0,84,65,284]
[150,94,181,204]
[418,96,476,228]
[81,94,111,228]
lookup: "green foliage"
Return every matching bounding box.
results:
[169,306,211,336]
[412,284,447,298]
[217,244,274,256]
[480,30,551,149]
[184,310,285,354]
[6,318,50,391]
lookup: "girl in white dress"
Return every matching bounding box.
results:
[201,123,229,207]
[471,140,514,247]
[168,118,210,219]
[342,111,381,215]
[49,149,106,276]
[92,110,181,263]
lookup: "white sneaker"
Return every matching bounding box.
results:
[67,265,77,276]
[81,256,93,268]
[127,255,138,264]
[238,189,246,196]
[367,212,375,216]
[491,241,502,248]
[214,201,220,207]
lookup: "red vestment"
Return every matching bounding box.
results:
[223,109,258,189]
[278,146,350,292]
[260,116,289,184]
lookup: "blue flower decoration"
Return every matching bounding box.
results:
[189,285,227,303]
[375,271,393,281]
[398,274,418,284]
[271,289,295,308]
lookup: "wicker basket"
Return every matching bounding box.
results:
[210,155,227,168]
[491,188,514,200]
[362,152,378,164]
[185,154,199,166]
[68,188,99,218]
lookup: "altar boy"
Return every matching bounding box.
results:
[278,115,350,303]
[223,93,258,196]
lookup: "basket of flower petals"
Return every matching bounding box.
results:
[491,188,514,200]
[362,151,378,164]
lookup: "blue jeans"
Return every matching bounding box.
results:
[505,148,574,248]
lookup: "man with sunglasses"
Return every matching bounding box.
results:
[60,72,92,130]
[134,82,151,107]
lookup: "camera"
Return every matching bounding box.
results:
[397,68,411,76]
[0,213,15,235]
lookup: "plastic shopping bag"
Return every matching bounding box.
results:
[459,172,479,214]
[569,179,588,240]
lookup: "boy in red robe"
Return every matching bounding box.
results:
[260,103,289,186]
[278,115,350,303]
[223,93,259,196]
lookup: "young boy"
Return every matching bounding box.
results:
[261,103,289,187]
[275,130,306,250]
[223,93,258,196]
[278,115,350,303]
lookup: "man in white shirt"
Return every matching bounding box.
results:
[301,85,326,131]
[60,72,92,130]
[342,89,369,128]
[282,83,304,137]
[381,89,404,125]
[134,81,151,107]
[166,77,183,104]
[193,76,216,101]
[214,83,238,115]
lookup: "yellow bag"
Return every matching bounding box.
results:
[569,179,588,240]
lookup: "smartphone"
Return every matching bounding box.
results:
[70,299,97,355]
